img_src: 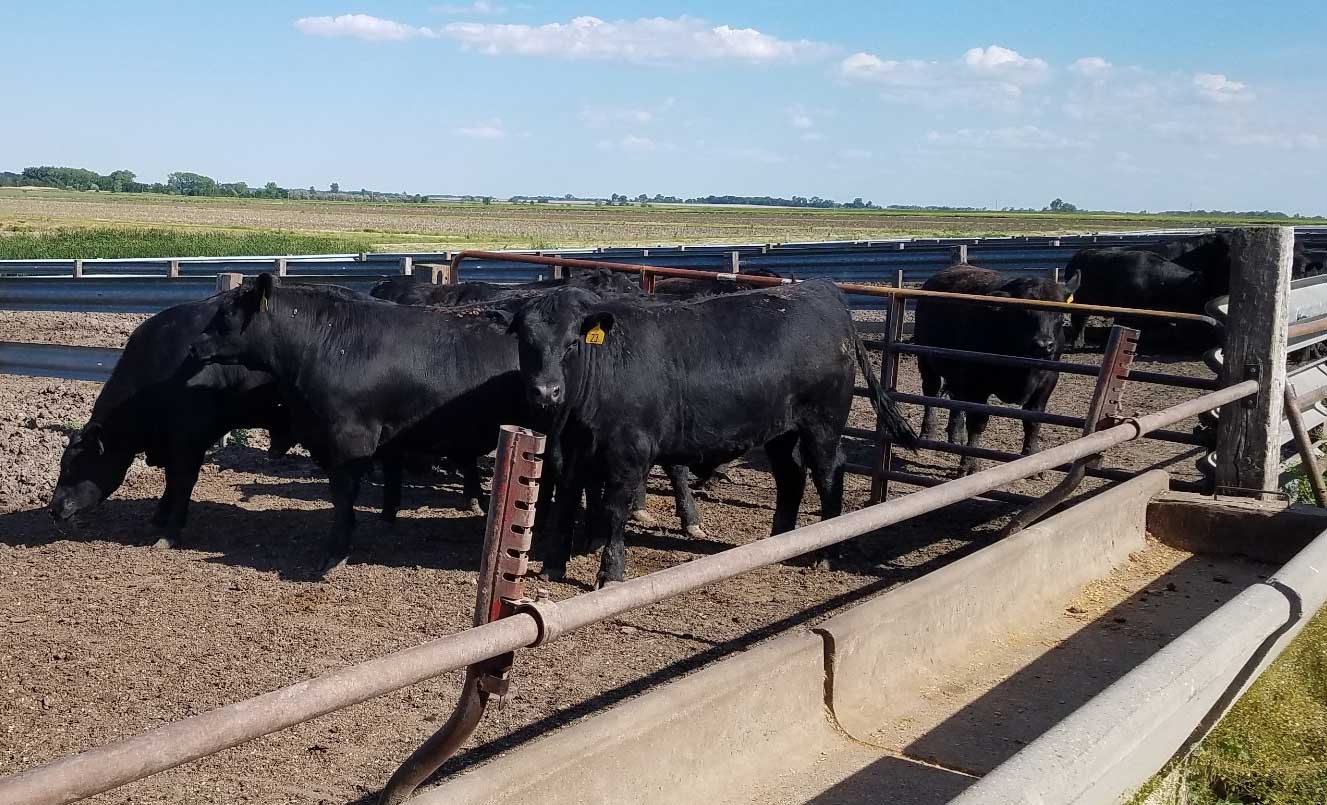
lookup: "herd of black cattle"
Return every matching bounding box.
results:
[44,232,1327,586]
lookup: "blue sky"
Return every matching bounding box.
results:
[3,1,1325,212]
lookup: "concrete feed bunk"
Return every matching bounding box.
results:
[414,472,1327,805]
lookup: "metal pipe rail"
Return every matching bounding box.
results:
[0,380,1257,805]
[885,342,1221,391]
[888,392,1209,447]
[450,250,1222,326]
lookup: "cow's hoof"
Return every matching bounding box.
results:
[468,498,486,516]
[630,508,657,527]
[956,463,979,478]
[538,564,567,582]
[684,524,708,540]
[150,536,175,551]
[813,556,833,571]
[319,554,349,576]
[595,575,624,590]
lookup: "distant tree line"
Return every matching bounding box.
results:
[0,166,431,203]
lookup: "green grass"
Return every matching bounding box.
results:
[0,226,374,259]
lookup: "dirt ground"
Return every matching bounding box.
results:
[0,308,1217,804]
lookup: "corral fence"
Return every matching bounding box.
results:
[0,226,1319,804]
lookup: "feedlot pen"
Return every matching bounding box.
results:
[0,323,1229,803]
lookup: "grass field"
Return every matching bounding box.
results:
[0,227,373,259]
[4,188,1324,254]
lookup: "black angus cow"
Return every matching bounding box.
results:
[49,296,294,547]
[376,269,717,542]
[501,280,917,586]
[916,265,1079,477]
[190,274,529,574]
[369,268,640,307]
[1064,249,1211,349]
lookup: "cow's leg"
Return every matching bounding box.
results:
[957,410,991,477]
[765,432,808,535]
[379,457,403,524]
[461,459,487,515]
[666,464,706,539]
[629,469,658,527]
[801,428,848,568]
[322,462,366,575]
[919,359,944,441]
[150,455,204,550]
[946,409,967,446]
[537,469,583,581]
[1020,376,1059,457]
[594,467,648,587]
[1068,313,1089,350]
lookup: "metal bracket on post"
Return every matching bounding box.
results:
[1000,325,1139,537]
[447,252,463,285]
[1242,363,1261,409]
[378,425,546,805]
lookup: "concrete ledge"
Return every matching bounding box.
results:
[408,631,832,804]
[951,524,1327,805]
[1147,491,1327,563]
[818,471,1169,741]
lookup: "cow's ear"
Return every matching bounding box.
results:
[1063,270,1082,296]
[580,311,615,339]
[481,308,515,332]
[81,423,104,456]
[254,272,276,314]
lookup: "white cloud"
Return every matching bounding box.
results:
[839,148,872,160]
[440,15,833,64]
[597,135,678,153]
[434,1,506,15]
[1070,56,1112,77]
[839,44,1047,109]
[800,131,825,142]
[453,118,507,139]
[295,14,436,41]
[925,125,1088,151]
[792,112,814,129]
[1194,72,1255,104]
[961,45,1048,84]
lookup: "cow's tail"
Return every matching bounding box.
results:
[852,326,918,449]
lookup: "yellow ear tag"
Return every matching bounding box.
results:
[1065,293,1074,304]
[585,323,606,345]
[260,294,270,312]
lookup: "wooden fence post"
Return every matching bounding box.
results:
[953,244,968,265]
[168,259,180,278]
[275,257,288,277]
[1214,226,1294,498]
[72,259,83,278]
[400,256,413,276]
[216,272,243,293]
[729,251,741,273]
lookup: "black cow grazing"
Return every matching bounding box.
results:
[651,268,785,298]
[190,274,529,574]
[369,268,640,307]
[49,296,293,547]
[916,265,1079,477]
[502,280,916,586]
[1064,250,1212,349]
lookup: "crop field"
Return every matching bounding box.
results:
[4,188,1324,254]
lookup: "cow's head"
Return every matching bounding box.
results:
[988,271,1081,358]
[49,422,134,521]
[576,268,642,296]
[504,288,614,410]
[190,273,278,368]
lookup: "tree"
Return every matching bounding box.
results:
[105,170,136,192]
[482,196,493,205]
[330,182,340,193]
[167,171,219,196]
[1045,198,1078,213]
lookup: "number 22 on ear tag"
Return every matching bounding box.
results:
[585,324,606,345]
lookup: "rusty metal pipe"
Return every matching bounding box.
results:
[452,250,1220,325]
[514,381,1258,644]
[0,383,1255,805]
